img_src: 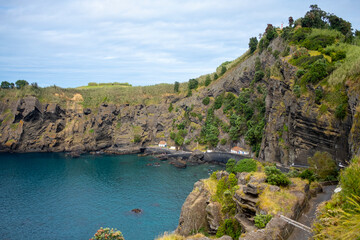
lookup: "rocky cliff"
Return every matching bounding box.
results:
[0,36,358,168]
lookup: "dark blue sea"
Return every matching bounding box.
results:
[0,153,223,240]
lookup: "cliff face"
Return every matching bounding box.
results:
[0,36,357,166]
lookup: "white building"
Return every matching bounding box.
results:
[231,146,249,155]
[158,141,167,148]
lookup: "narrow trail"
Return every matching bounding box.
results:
[288,185,337,240]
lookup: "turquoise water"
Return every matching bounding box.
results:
[0,153,223,240]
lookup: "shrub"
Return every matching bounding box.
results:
[91,227,124,240]
[299,169,316,183]
[88,82,98,86]
[292,48,309,59]
[226,158,236,173]
[188,79,198,90]
[308,152,338,181]
[233,158,257,173]
[302,59,328,84]
[202,96,210,105]
[287,169,300,178]
[170,132,176,140]
[296,70,305,78]
[335,103,347,120]
[293,85,301,98]
[315,87,323,104]
[227,173,238,189]
[216,219,242,239]
[220,138,227,145]
[214,95,224,109]
[168,103,173,112]
[265,166,291,186]
[186,88,192,97]
[254,71,265,82]
[273,50,280,59]
[220,66,227,76]
[254,214,273,229]
[133,134,141,143]
[214,73,219,80]
[205,75,211,86]
[216,177,227,199]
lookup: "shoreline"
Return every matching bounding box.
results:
[0,146,250,165]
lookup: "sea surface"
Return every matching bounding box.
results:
[0,153,223,240]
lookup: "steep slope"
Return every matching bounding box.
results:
[1,28,359,168]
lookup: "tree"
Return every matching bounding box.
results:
[265,24,277,41]
[308,151,338,181]
[328,14,352,35]
[174,81,180,92]
[249,37,258,54]
[188,78,198,90]
[1,81,11,89]
[288,16,294,27]
[214,73,219,80]
[301,5,327,28]
[220,66,227,75]
[205,75,211,86]
[15,80,29,89]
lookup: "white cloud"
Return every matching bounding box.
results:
[0,0,359,87]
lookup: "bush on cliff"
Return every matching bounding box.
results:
[216,218,242,239]
[234,158,257,173]
[254,214,273,229]
[91,227,124,240]
[264,166,291,187]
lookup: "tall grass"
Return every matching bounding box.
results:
[328,43,360,85]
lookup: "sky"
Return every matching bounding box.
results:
[0,0,359,88]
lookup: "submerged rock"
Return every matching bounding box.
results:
[131,208,142,214]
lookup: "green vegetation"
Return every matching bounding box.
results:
[168,103,173,112]
[133,134,142,143]
[216,219,241,239]
[299,169,316,183]
[313,157,360,239]
[174,81,180,93]
[204,75,211,87]
[226,158,257,174]
[308,151,338,181]
[91,227,124,240]
[254,214,273,229]
[265,166,291,187]
[202,96,210,105]
[249,37,258,53]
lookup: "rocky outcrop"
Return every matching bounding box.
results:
[176,181,211,236]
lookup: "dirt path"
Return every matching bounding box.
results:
[288,185,337,240]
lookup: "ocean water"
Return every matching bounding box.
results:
[0,153,223,240]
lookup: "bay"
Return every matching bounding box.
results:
[0,153,223,240]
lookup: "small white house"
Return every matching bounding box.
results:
[231,146,249,155]
[158,141,167,148]
[170,146,176,150]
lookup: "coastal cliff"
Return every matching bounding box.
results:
[0,35,356,168]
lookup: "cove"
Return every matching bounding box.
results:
[0,153,223,240]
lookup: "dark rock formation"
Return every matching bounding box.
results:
[131,208,142,214]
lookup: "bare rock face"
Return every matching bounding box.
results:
[176,181,210,236]
[205,202,223,234]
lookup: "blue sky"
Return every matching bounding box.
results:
[0,0,359,88]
